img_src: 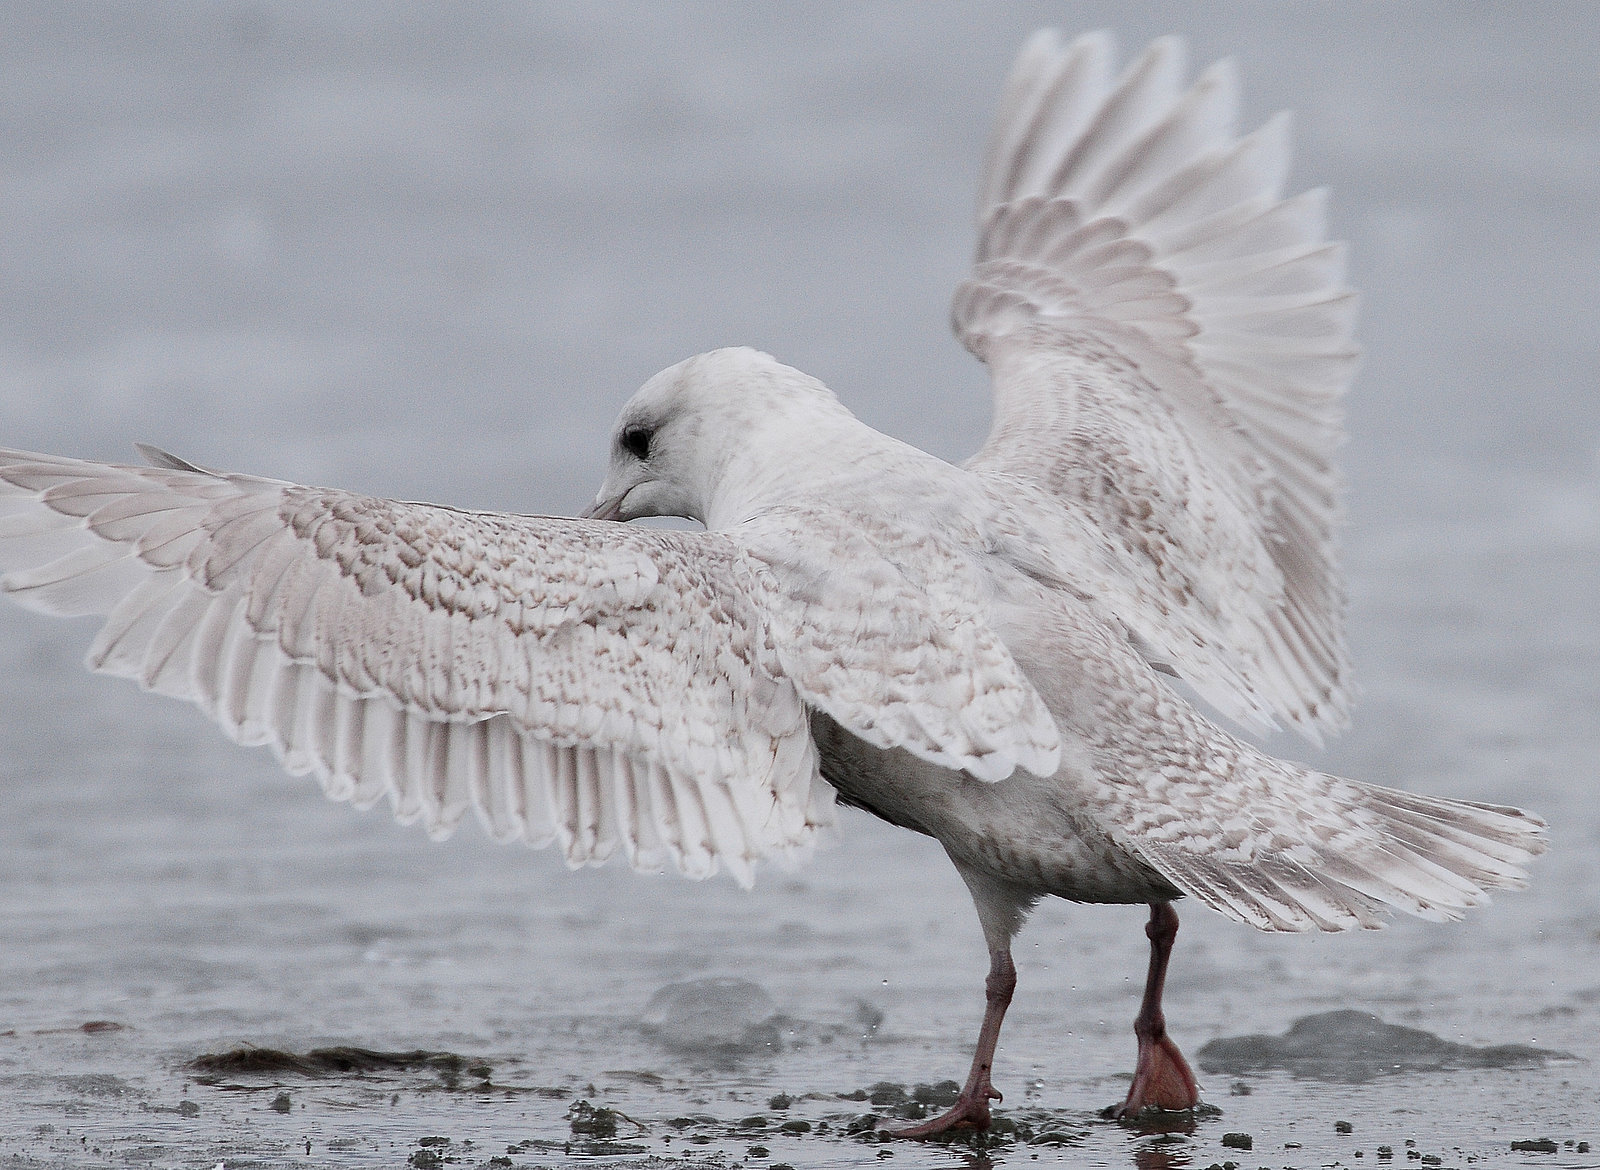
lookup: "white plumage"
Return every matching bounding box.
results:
[0,30,1543,1130]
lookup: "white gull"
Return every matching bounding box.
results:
[0,31,1545,1133]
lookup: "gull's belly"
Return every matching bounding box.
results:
[810,714,1180,906]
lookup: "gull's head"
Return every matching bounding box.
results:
[584,347,855,527]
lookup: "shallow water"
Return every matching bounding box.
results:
[3,4,1599,1168]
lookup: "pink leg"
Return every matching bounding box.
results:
[891,946,1016,1138]
[1114,902,1200,1117]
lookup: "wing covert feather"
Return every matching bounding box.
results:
[736,505,1060,784]
[0,448,833,885]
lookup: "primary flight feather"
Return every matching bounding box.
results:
[0,30,1543,1133]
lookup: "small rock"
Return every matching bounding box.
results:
[869,1082,909,1106]
[1510,1138,1559,1153]
[269,1093,291,1114]
[1221,1132,1253,1150]
[912,1080,961,1106]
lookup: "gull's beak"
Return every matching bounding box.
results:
[580,493,624,522]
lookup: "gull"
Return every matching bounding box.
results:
[0,30,1544,1135]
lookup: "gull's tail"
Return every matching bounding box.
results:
[1128,764,1546,933]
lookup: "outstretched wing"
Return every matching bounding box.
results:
[956,31,1358,742]
[0,448,832,886]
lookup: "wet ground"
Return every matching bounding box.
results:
[3,4,1599,1168]
[1,466,1597,1170]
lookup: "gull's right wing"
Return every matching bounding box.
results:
[957,32,1358,743]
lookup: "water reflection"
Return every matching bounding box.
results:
[1132,1143,1193,1169]
[1115,1107,1199,1138]
[1122,1110,1198,1169]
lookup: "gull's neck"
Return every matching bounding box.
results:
[702,413,961,532]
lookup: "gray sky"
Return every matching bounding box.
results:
[2,2,1596,523]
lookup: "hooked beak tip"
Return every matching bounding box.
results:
[580,495,624,522]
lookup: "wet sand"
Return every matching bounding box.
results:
[1,588,1595,1168]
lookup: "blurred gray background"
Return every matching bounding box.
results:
[1,4,1597,1167]
[4,3,1596,512]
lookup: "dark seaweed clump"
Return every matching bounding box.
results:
[187,1046,471,1084]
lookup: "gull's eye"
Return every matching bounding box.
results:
[621,426,653,461]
